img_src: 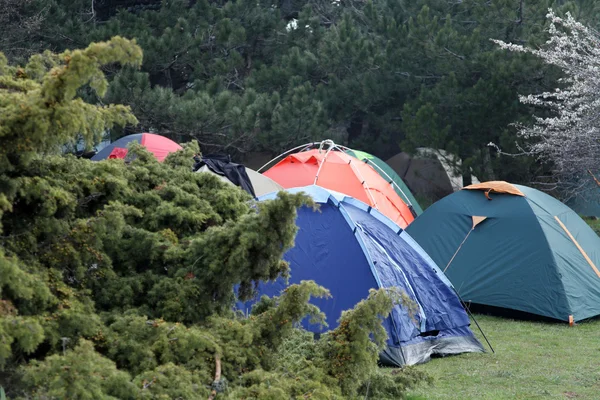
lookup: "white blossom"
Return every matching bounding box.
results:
[286,19,298,31]
[492,9,600,199]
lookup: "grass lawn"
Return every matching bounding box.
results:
[408,315,600,399]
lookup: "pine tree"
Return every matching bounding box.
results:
[0,39,426,398]
[1,0,591,180]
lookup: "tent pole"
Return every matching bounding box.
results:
[455,291,494,353]
[313,140,337,185]
[362,158,414,208]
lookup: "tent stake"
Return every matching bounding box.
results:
[456,293,495,353]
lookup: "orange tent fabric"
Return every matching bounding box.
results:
[463,181,525,198]
[263,149,415,228]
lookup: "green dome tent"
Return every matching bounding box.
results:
[385,148,480,204]
[566,191,600,218]
[344,149,423,215]
[563,173,600,218]
[406,181,600,323]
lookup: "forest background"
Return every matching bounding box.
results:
[2,1,600,398]
[6,0,600,190]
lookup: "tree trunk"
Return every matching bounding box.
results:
[462,171,472,187]
[347,112,364,144]
[482,146,496,181]
[207,354,221,400]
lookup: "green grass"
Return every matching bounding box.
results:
[408,315,600,399]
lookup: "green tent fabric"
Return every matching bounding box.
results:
[344,149,423,215]
[406,181,600,322]
[566,195,600,218]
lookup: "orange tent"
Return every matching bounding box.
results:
[263,149,415,228]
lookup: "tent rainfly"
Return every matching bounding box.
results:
[91,133,182,162]
[262,141,416,228]
[344,148,423,215]
[406,181,600,323]
[238,185,485,366]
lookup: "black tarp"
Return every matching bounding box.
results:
[194,155,256,198]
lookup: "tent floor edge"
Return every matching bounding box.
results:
[379,335,486,367]
[464,302,582,324]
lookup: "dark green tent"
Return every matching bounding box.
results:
[344,149,423,215]
[564,174,600,218]
[406,181,600,323]
[566,195,600,218]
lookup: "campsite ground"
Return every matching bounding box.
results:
[407,315,600,399]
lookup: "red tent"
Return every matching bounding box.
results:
[91,133,182,162]
[263,148,415,228]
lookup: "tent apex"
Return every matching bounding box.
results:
[463,181,525,197]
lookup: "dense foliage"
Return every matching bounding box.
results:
[0,38,428,398]
[5,1,600,397]
[5,0,600,186]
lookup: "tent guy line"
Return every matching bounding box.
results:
[444,216,487,273]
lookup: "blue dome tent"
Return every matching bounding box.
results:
[238,186,484,366]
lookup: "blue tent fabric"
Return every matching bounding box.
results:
[238,185,484,366]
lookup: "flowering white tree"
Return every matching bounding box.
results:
[492,9,600,200]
